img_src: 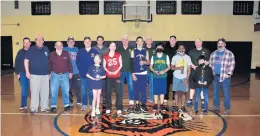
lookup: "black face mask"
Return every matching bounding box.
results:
[199,63,205,67]
[156,49,163,53]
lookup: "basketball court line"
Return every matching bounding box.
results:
[1,112,260,117]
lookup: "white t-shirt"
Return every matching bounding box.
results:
[150,54,170,65]
[171,54,192,79]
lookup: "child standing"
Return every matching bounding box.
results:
[87,55,106,117]
[131,36,150,113]
[149,43,170,111]
[171,45,192,112]
[192,55,214,115]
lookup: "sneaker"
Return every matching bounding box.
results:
[186,100,193,107]
[140,104,148,112]
[153,104,158,111]
[224,109,230,115]
[117,110,122,115]
[195,110,199,115]
[41,108,50,113]
[127,105,134,113]
[30,110,38,114]
[69,103,74,107]
[19,107,27,111]
[50,107,57,113]
[209,106,220,112]
[64,106,71,111]
[76,102,82,107]
[81,105,87,111]
[160,105,166,111]
[96,108,100,115]
[134,104,141,114]
[181,106,187,112]
[106,109,111,114]
[201,100,205,109]
[163,100,168,103]
[129,100,134,105]
[203,111,208,115]
[91,110,96,117]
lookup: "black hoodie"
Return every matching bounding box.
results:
[191,64,214,88]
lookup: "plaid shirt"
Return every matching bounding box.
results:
[209,49,235,82]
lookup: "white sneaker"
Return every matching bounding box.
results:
[163,100,168,103]
[129,100,134,105]
[106,110,111,114]
[91,110,96,117]
[117,110,122,115]
[96,108,100,115]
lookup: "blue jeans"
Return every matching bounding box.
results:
[120,72,133,100]
[80,76,92,106]
[148,73,154,101]
[50,72,70,108]
[213,76,231,110]
[19,72,29,107]
[194,87,208,111]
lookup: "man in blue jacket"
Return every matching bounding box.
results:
[15,37,31,112]
[77,36,99,111]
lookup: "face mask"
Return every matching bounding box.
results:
[156,48,163,53]
[199,63,205,67]
[177,51,184,55]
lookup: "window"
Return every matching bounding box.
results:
[233,1,254,15]
[181,1,202,15]
[31,1,51,15]
[156,0,177,14]
[104,1,123,14]
[79,1,99,15]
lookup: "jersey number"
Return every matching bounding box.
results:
[108,58,118,66]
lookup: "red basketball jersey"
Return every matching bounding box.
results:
[103,52,121,78]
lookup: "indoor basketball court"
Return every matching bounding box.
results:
[1,0,260,136]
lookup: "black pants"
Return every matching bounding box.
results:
[165,70,175,100]
[69,74,82,103]
[106,77,123,110]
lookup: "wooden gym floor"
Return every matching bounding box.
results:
[1,73,260,136]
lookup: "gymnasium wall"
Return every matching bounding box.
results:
[1,1,260,69]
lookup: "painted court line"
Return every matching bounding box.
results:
[1,112,260,117]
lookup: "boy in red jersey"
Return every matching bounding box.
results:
[103,42,123,115]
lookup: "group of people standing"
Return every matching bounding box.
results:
[15,34,235,116]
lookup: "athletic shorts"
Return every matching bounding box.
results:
[172,76,188,92]
[153,78,167,95]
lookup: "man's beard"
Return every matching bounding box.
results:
[218,46,225,51]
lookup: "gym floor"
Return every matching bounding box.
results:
[1,73,260,136]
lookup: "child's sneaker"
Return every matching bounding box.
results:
[91,109,96,117]
[117,110,122,115]
[153,104,158,111]
[19,107,27,111]
[41,108,50,113]
[106,109,111,114]
[224,109,230,115]
[186,99,193,107]
[81,105,87,111]
[76,102,82,107]
[50,107,57,113]
[96,108,100,115]
[195,110,199,115]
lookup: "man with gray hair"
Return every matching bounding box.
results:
[117,35,134,111]
[24,35,50,113]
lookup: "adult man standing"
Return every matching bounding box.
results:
[49,41,73,113]
[24,35,50,113]
[209,38,235,114]
[145,36,156,102]
[77,37,99,111]
[163,35,178,105]
[15,37,31,112]
[92,36,109,109]
[64,37,82,107]
[117,35,134,107]
[186,38,210,108]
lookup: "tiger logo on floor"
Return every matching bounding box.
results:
[79,106,199,136]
